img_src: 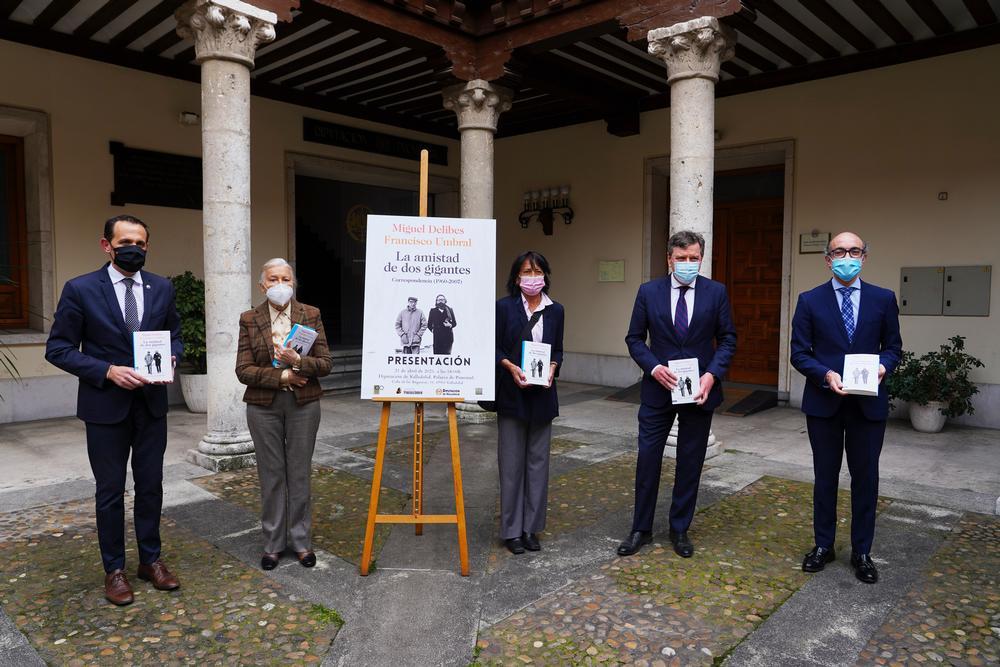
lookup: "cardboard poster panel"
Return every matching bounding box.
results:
[360,215,496,401]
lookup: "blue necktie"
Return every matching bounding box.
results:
[838,286,855,343]
[674,286,689,339]
[123,278,140,332]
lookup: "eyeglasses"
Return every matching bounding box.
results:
[827,247,865,259]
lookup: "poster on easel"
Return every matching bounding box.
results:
[360,214,496,401]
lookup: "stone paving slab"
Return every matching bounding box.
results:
[476,476,864,665]
[856,511,1000,666]
[195,465,409,567]
[0,499,340,665]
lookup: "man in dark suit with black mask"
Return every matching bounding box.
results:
[46,215,183,605]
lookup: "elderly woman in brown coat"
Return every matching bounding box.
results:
[236,258,332,570]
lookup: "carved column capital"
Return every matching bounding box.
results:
[176,0,277,68]
[442,80,513,133]
[647,16,735,84]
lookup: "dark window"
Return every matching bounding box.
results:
[0,134,28,328]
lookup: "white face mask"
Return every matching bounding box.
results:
[265,283,293,307]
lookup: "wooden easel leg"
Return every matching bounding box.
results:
[414,402,424,536]
[448,402,470,576]
[361,402,392,575]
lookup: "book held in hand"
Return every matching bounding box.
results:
[842,354,880,396]
[273,324,319,367]
[668,357,701,405]
[133,330,173,382]
[520,341,552,386]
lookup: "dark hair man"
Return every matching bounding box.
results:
[45,214,183,605]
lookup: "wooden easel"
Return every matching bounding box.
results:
[359,150,470,577]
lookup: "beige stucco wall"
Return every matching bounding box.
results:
[494,44,1000,387]
[0,39,459,381]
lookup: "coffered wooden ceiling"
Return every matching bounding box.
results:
[2,0,998,138]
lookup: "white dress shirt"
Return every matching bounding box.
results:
[521,292,553,343]
[831,276,861,328]
[670,274,697,324]
[107,264,144,324]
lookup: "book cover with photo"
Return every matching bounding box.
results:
[668,358,700,405]
[133,330,173,382]
[842,354,880,396]
[520,341,551,387]
[273,323,319,368]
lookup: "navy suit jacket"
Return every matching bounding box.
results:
[625,276,737,411]
[790,280,902,420]
[495,295,564,424]
[45,264,183,424]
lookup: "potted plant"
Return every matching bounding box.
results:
[886,335,984,433]
[170,271,208,413]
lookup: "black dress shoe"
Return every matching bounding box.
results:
[522,533,541,551]
[261,552,280,571]
[296,550,317,568]
[851,552,878,584]
[505,537,525,555]
[802,546,836,573]
[616,531,652,557]
[669,530,694,558]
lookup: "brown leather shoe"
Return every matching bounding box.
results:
[104,569,134,606]
[137,559,180,591]
[296,550,316,568]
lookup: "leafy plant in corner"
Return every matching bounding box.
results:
[886,335,984,418]
[169,271,206,374]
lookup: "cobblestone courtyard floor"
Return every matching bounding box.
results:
[1,385,997,665]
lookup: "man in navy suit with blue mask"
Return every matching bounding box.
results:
[791,231,902,584]
[618,230,737,558]
[46,215,183,605]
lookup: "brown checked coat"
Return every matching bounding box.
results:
[236,300,333,406]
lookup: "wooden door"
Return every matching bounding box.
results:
[712,199,783,385]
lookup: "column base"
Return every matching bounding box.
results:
[455,402,496,423]
[664,417,723,460]
[187,448,257,472]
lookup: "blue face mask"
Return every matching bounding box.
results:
[673,261,700,285]
[831,257,862,282]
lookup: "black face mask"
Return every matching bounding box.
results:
[112,244,146,273]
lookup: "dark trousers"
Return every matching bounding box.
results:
[497,415,552,540]
[85,394,167,573]
[806,396,886,554]
[432,334,453,355]
[632,403,714,534]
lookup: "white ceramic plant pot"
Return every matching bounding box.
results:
[909,401,946,433]
[179,372,208,414]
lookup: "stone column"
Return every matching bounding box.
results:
[177,0,276,471]
[443,80,512,421]
[648,16,734,278]
[649,17,734,458]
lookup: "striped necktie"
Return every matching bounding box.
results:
[675,286,690,339]
[837,286,855,343]
[123,278,140,332]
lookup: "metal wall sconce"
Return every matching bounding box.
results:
[519,186,573,236]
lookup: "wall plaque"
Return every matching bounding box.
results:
[110,142,202,210]
[303,118,448,166]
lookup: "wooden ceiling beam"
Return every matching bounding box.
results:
[110,0,186,49]
[905,0,953,37]
[74,0,140,40]
[734,43,777,72]
[556,43,664,91]
[579,33,667,83]
[963,0,998,26]
[725,13,807,66]
[0,0,22,20]
[279,41,397,89]
[255,30,376,83]
[799,0,876,52]
[721,60,749,78]
[308,54,430,94]
[254,22,347,69]
[33,0,80,31]
[751,0,839,59]
[850,0,913,44]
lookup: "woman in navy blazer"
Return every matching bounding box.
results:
[495,251,564,555]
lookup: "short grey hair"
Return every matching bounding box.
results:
[667,230,706,256]
[259,257,296,285]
